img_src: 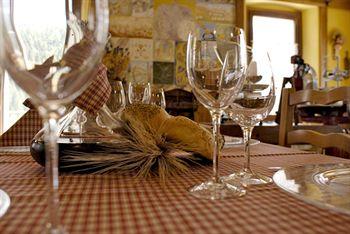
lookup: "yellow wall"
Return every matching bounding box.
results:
[246,2,299,12]
[327,7,350,86]
[302,7,319,75]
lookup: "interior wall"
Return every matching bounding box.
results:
[302,7,319,75]
[327,7,350,86]
[246,2,299,12]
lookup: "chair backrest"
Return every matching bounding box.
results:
[278,87,350,154]
[164,88,197,120]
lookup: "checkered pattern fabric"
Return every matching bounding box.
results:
[0,109,42,147]
[0,145,350,233]
[73,64,111,115]
[0,64,111,146]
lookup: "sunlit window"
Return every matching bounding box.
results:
[3,73,29,133]
[1,0,67,133]
[252,15,298,115]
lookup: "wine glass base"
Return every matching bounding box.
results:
[224,136,260,148]
[0,189,10,218]
[189,180,246,200]
[222,170,272,187]
[45,225,67,234]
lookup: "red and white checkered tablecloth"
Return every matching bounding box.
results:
[0,109,42,147]
[0,144,350,234]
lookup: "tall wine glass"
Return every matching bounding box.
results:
[0,1,109,233]
[128,82,151,104]
[223,48,275,187]
[186,28,246,200]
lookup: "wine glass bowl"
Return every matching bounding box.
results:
[224,48,275,187]
[2,3,108,107]
[186,28,247,200]
[107,80,126,113]
[150,87,166,109]
[127,82,151,104]
[0,1,109,233]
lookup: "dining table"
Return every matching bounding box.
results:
[0,143,350,233]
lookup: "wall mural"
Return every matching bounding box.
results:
[104,0,236,88]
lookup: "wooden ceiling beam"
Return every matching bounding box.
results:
[328,0,350,9]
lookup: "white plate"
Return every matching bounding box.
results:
[273,164,350,215]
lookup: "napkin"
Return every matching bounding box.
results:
[0,63,111,146]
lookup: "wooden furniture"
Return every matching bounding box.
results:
[278,87,350,154]
[297,103,350,125]
[1,145,350,233]
[164,89,197,120]
[221,121,343,146]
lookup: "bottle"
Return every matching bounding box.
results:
[291,55,304,91]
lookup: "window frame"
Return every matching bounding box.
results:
[247,8,302,55]
[247,8,302,119]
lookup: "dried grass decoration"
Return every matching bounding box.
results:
[59,103,217,181]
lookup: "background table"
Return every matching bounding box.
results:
[0,144,350,233]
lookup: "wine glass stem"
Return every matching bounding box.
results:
[210,110,223,183]
[43,116,62,232]
[242,126,253,173]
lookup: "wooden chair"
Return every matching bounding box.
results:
[164,88,198,120]
[278,87,350,154]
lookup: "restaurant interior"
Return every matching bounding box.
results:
[0,0,350,233]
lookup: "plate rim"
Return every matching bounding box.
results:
[273,163,350,216]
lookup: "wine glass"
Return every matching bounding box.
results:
[0,1,109,233]
[150,87,166,109]
[107,80,126,113]
[186,28,247,200]
[128,82,151,104]
[223,48,275,187]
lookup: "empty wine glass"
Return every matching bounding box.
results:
[107,80,126,113]
[0,1,109,233]
[128,82,151,104]
[223,48,275,187]
[186,28,247,200]
[150,87,166,109]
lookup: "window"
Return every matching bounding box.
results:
[1,0,67,134]
[2,73,29,133]
[1,67,29,134]
[248,9,301,115]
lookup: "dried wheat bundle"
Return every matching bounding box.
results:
[60,104,213,181]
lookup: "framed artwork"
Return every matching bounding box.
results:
[105,0,238,86]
